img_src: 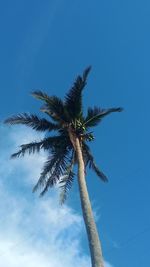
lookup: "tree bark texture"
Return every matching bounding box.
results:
[75,137,104,267]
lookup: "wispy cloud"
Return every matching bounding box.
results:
[0,125,113,267]
[104,263,114,267]
[0,187,89,267]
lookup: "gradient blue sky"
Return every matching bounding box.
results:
[0,1,150,267]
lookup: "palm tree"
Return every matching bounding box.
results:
[4,67,123,267]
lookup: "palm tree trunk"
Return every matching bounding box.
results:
[75,137,104,267]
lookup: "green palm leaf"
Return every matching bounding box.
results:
[4,113,59,132]
[82,142,108,182]
[59,152,75,204]
[65,66,91,119]
[10,136,68,158]
[39,155,69,196]
[33,142,70,194]
[84,107,123,128]
[11,141,43,158]
[31,90,51,102]
[32,91,68,123]
[59,170,74,205]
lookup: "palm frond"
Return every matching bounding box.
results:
[84,107,123,128]
[82,142,108,182]
[33,143,70,194]
[83,66,92,80]
[31,91,52,102]
[39,155,69,196]
[59,171,74,205]
[11,135,68,158]
[65,66,91,119]
[11,141,43,158]
[4,113,59,132]
[59,151,75,204]
[32,91,68,123]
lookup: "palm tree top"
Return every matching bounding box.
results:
[4,66,123,203]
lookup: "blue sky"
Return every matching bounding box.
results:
[0,1,150,266]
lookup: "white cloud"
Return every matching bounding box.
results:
[104,262,114,267]
[0,189,89,267]
[6,125,46,184]
[0,125,113,267]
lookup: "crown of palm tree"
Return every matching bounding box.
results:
[4,66,123,203]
